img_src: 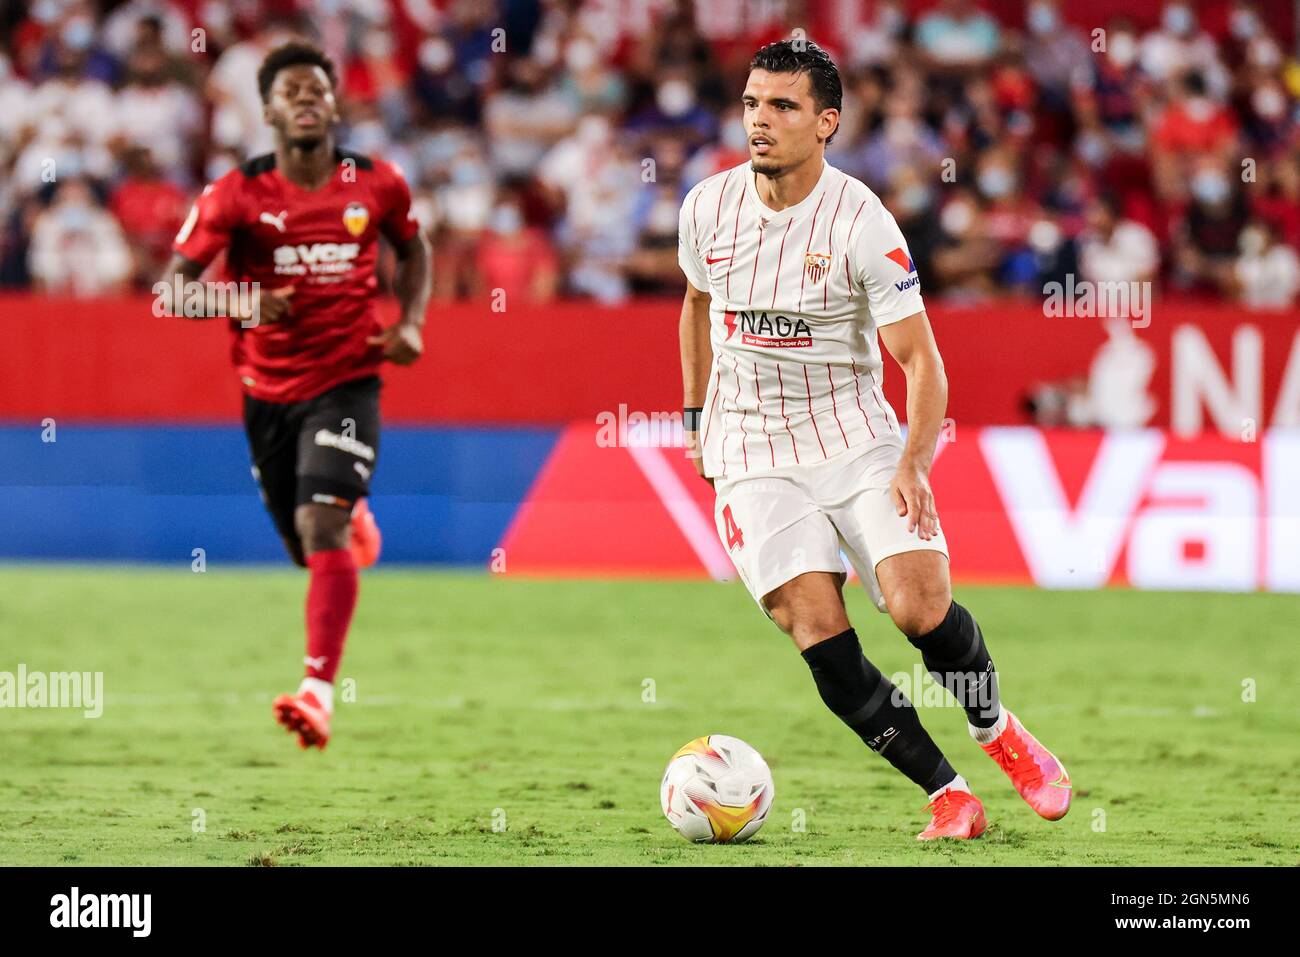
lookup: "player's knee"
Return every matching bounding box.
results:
[887,587,952,639]
[766,600,849,650]
[293,504,350,555]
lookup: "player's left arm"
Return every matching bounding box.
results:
[367,231,431,365]
[878,311,946,541]
[367,164,432,365]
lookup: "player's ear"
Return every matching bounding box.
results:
[821,109,840,141]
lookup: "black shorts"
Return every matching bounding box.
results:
[242,375,381,543]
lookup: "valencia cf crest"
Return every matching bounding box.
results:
[342,202,369,237]
[804,251,830,285]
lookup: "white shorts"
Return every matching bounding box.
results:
[712,436,949,616]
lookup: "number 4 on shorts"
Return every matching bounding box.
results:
[722,504,744,551]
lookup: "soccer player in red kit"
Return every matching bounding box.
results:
[159,42,432,750]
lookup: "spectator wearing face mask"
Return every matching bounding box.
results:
[915,0,1001,76]
[931,188,1003,299]
[28,178,131,295]
[1140,2,1231,100]
[1151,71,1240,202]
[1173,161,1250,292]
[484,57,580,178]
[1232,220,1300,309]
[1079,193,1160,285]
[474,194,559,305]
[1022,0,1093,105]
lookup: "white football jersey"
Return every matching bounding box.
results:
[679,158,925,478]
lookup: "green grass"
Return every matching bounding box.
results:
[0,567,1297,866]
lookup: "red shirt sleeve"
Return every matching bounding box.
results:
[378,160,420,246]
[173,174,238,267]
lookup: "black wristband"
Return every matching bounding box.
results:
[683,407,704,431]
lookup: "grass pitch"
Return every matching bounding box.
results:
[0,567,1296,866]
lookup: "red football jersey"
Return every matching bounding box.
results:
[173,148,420,402]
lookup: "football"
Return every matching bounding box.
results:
[660,734,775,843]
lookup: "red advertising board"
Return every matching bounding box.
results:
[1,295,1297,435]
[500,423,1300,593]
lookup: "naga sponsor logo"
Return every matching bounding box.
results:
[724,310,813,348]
[313,428,375,461]
[884,246,919,292]
[273,242,361,276]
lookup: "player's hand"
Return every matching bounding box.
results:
[685,430,713,488]
[891,460,940,541]
[367,321,424,365]
[244,285,295,325]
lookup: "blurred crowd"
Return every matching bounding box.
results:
[1,0,1298,309]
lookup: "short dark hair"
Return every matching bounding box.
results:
[748,39,843,145]
[257,41,337,103]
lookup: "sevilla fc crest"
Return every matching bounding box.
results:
[342,202,369,237]
[804,251,830,285]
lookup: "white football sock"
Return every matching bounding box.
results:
[928,774,971,801]
[298,676,334,713]
[969,706,1008,744]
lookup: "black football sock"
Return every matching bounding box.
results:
[801,628,958,795]
[908,600,1001,729]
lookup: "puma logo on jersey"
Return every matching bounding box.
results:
[259,210,288,232]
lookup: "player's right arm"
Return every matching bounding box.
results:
[155,180,293,324]
[677,184,714,483]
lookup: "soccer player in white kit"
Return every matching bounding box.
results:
[678,40,1072,841]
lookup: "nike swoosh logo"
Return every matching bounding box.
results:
[1048,769,1072,789]
[705,255,731,264]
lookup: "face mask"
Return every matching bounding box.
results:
[1029,219,1062,253]
[489,205,523,235]
[722,120,749,152]
[1191,172,1229,204]
[977,167,1015,199]
[657,81,696,117]
[1248,39,1282,69]
[1230,9,1259,40]
[649,195,678,234]
[62,18,94,51]
[61,205,91,231]
[206,153,236,181]
[32,0,60,24]
[1239,226,1267,256]
[1252,85,1286,121]
[349,121,387,154]
[450,160,486,187]
[419,38,453,73]
[1076,131,1109,167]
[1162,5,1194,37]
[565,40,598,73]
[884,117,918,147]
[1028,5,1057,36]
[1108,33,1138,69]
[363,31,393,59]
[897,185,930,215]
[878,5,905,35]
[577,115,610,146]
[1183,97,1214,122]
[940,200,974,236]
